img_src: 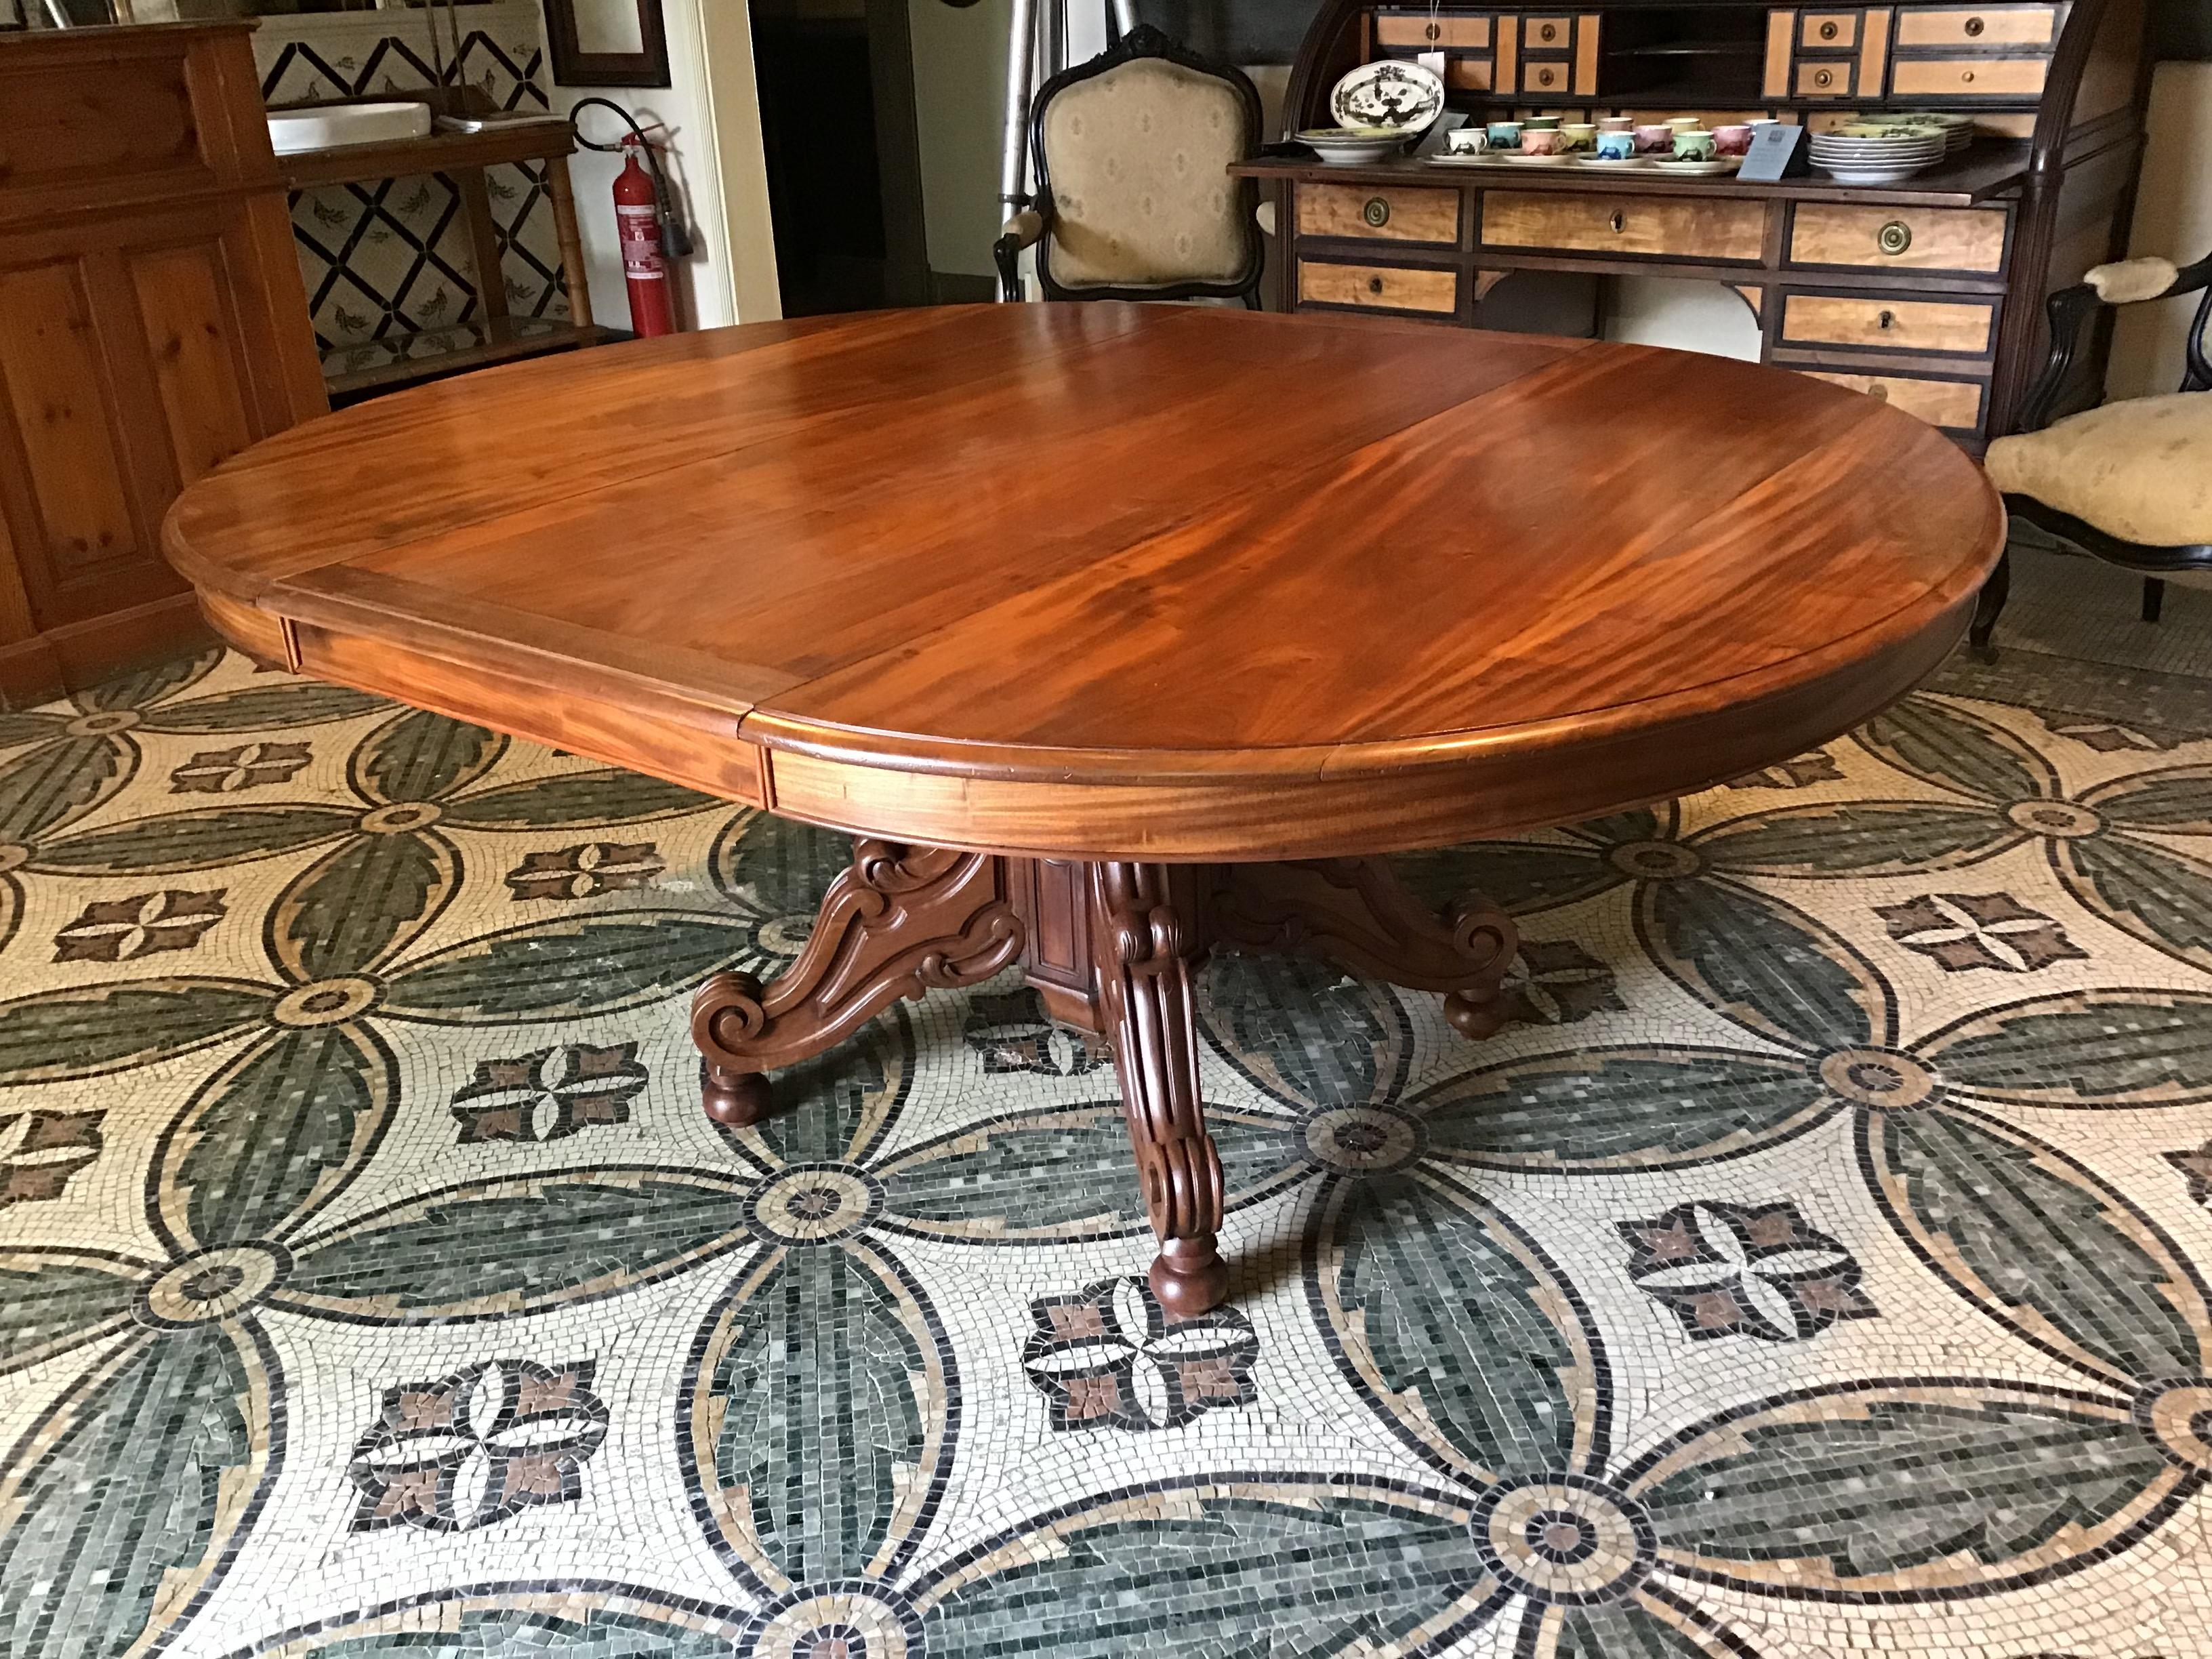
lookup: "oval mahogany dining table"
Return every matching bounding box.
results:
[163,302,2005,1315]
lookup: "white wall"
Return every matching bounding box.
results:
[2108,60,2212,398]
[546,0,780,328]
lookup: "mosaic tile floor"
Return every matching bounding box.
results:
[7,601,2212,1658]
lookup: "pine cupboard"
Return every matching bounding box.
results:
[0,22,325,708]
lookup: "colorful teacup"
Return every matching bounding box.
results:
[1713,123,1756,156]
[1633,123,1675,153]
[1487,120,1525,150]
[1599,115,1635,133]
[1446,127,1492,155]
[1671,127,1717,161]
[1521,127,1567,156]
[1668,117,1703,134]
[1561,123,1598,152]
[1524,116,1563,131]
[1595,130,1637,161]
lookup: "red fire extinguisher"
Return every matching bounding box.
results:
[613,133,676,338]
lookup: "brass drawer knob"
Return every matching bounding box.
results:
[1540,21,1559,41]
[1820,20,1839,40]
[1814,68,1835,88]
[1367,275,1386,295]
[1965,15,1986,35]
[1879,220,1914,255]
[1866,384,1891,403]
[1364,197,1391,228]
[1961,68,1976,83]
[1425,20,1441,39]
[1538,66,1557,86]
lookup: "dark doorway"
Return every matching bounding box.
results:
[750,0,930,316]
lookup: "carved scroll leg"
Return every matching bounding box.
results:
[1212,859,1521,1040]
[691,840,1025,1126]
[1088,862,1229,1318]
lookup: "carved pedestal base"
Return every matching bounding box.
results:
[692,844,1519,1313]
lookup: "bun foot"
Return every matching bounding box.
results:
[1444,988,1512,1041]
[1149,1235,1230,1319]
[703,1065,774,1127]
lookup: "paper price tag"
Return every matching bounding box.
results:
[1738,124,1808,182]
[1417,49,1447,77]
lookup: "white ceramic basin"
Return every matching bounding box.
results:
[267,102,433,155]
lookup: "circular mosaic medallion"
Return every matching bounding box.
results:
[64,709,140,737]
[1819,1047,1938,1111]
[745,1582,923,1659]
[357,802,444,835]
[747,1164,884,1245]
[1470,1474,1653,1605]
[1305,1105,1427,1174]
[0,843,28,874]
[2137,1378,2212,1471]
[757,914,818,958]
[2005,799,2103,840]
[138,1243,291,1329]
[271,977,381,1027]
[1607,841,1702,880]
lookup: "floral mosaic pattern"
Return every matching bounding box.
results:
[5,642,2212,1656]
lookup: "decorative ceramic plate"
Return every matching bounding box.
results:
[1328,59,1446,137]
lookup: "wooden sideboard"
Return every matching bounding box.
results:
[1252,0,2155,450]
[0,22,325,709]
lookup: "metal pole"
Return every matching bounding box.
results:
[1000,0,1038,220]
[1110,0,1137,37]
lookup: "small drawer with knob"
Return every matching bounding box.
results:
[1807,370,1988,434]
[1373,11,1494,48]
[1801,12,1860,49]
[1889,56,2050,97]
[1780,292,1999,356]
[1895,5,2060,47]
[1796,58,1860,97]
[1296,183,1462,246]
[1481,191,1768,263]
[1786,205,2009,273]
[1297,259,1460,316]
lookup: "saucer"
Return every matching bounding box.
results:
[1576,155,1650,169]
[1501,151,1574,165]
[1652,157,1742,176]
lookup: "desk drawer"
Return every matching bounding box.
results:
[1896,5,2059,46]
[1809,370,1986,432]
[1375,13,1494,47]
[1797,58,1859,96]
[1781,292,1998,354]
[1482,192,1767,263]
[1889,56,2049,96]
[1299,259,1460,315]
[1801,11,1860,47]
[1298,182,1462,245]
[1788,205,2008,272]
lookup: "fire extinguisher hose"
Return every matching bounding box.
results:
[568,96,695,260]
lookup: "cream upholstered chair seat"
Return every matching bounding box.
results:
[1973,253,2212,646]
[996,26,1264,306]
[1986,394,2212,550]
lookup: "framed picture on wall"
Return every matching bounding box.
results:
[545,0,672,87]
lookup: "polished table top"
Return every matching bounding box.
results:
[164,303,2005,861]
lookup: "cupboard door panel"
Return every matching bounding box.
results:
[128,242,257,488]
[0,263,142,581]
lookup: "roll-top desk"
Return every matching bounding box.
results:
[1242,0,2154,451]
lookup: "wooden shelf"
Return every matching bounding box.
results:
[278,120,575,191]
[322,317,605,401]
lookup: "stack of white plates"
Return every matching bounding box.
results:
[1807,127,1948,184]
[1896,112,1978,155]
[1298,127,1406,165]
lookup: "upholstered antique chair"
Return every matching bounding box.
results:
[994,25,1266,308]
[1973,251,2212,649]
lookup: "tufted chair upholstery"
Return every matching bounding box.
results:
[1973,252,2212,648]
[996,26,1264,306]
